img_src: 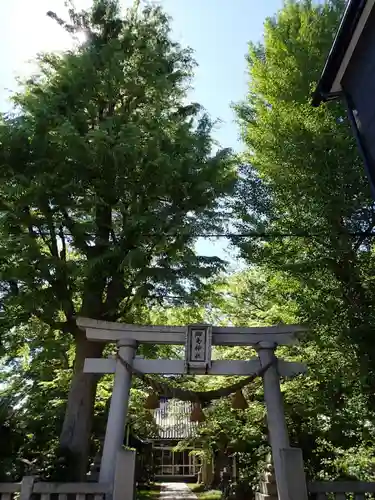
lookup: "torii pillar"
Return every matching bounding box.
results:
[256,342,289,500]
[99,339,137,484]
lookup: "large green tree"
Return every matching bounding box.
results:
[234,0,375,392]
[0,0,235,477]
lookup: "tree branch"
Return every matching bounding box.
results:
[42,203,59,258]
[62,209,91,255]
[59,224,67,261]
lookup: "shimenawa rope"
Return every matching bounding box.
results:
[116,353,275,403]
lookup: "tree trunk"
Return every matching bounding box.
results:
[60,332,104,480]
[213,449,229,487]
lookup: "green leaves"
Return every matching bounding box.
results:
[233,0,375,373]
[0,0,236,335]
[231,0,375,482]
[0,0,238,476]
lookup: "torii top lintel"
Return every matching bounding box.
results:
[76,317,307,346]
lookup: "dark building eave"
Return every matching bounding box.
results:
[312,0,368,107]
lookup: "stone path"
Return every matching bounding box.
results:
[159,483,198,500]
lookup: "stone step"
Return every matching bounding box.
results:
[259,481,278,496]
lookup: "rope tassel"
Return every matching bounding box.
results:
[231,389,248,410]
[144,392,160,410]
[190,402,206,422]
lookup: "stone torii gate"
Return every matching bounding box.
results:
[77,318,308,500]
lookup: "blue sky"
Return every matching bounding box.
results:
[0,0,283,266]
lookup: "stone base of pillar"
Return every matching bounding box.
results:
[255,458,278,500]
[113,449,136,500]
